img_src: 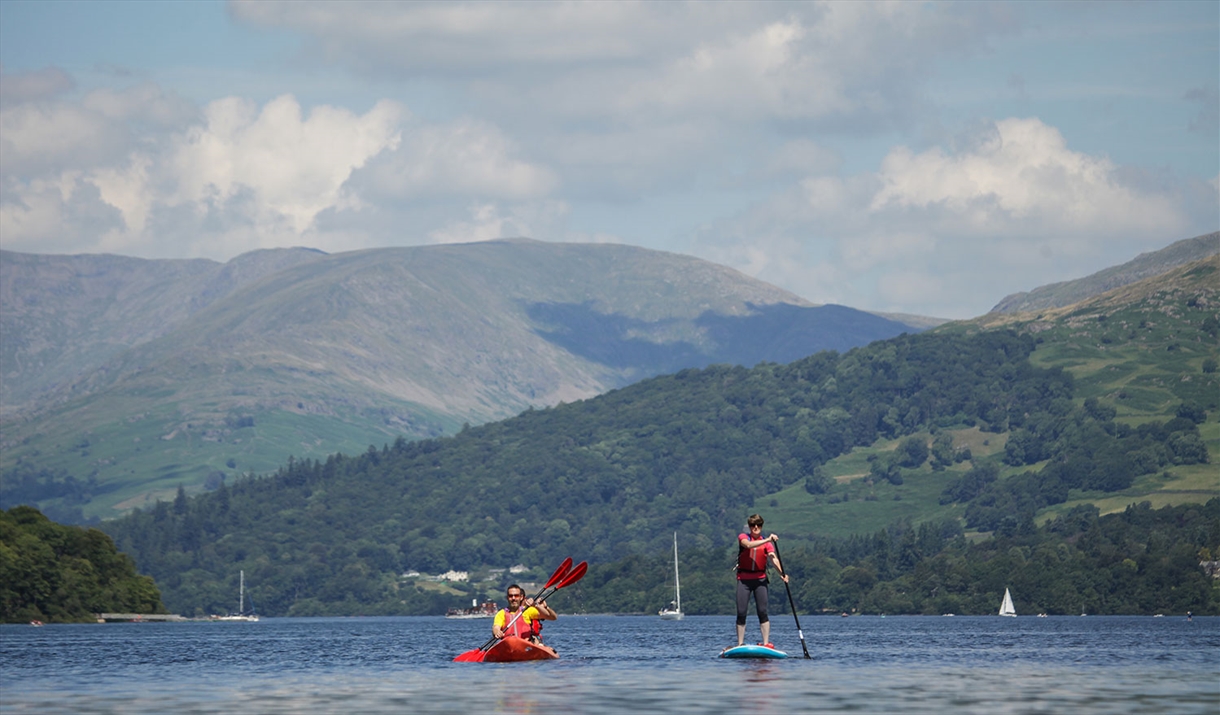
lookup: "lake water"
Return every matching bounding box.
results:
[2,615,1216,714]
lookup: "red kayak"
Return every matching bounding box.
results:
[482,636,558,662]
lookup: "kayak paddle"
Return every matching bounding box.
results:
[490,560,587,648]
[453,558,585,662]
[773,541,811,659]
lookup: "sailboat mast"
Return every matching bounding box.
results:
[239,570,245,614]
[673,532,681,612]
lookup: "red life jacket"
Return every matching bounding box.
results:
[499,607,542,639]
[737,533,771,580]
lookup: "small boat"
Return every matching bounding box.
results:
[721,644,788,659]
[29,620,43,627]
[999,587,1017,617]
[482,635,558,662]
[215,570,259,621]
[446,599,499,619]
[659,532,683,620]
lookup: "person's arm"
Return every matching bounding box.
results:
[740,533,775,548]
[769,549,789,583]
[526,598,557,621]
[492,610,505,638]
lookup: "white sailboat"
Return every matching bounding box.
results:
[998,587,1017,617]
[658,532,683,620]
[215,570,259,621]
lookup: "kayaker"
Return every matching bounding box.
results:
[734,514,788,649]
[492,583,557,642]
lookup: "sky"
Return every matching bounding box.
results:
[1,1,1216,319]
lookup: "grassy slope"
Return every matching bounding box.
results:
[5,240,814,518]
[767,256,1219,539]
[12,397,456,518]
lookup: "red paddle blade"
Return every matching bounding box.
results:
[557,561,587,588]
[453,649,486,663]
[543,557,573,589]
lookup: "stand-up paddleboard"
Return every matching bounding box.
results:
[720,644,788,659]
[482,635,559,662]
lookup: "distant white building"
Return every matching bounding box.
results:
[440,570,469,582]
[509,564,528,574]
[401,570,421,578]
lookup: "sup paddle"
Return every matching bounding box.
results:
[453,558,587,662]
[772,540,811,659]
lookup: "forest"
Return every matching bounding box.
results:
[571,500,1220,617]
[0,506,166,623]
[97,326,1214,617]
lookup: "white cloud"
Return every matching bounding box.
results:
[355,118,556,201]
[1,82,196,178]
[427,200,568,245]
[694,116,1205,318]
[232,1,1009,129]
[230,0,710,73]
[81,83,198,127]
[165,94,403,235]
[1,84,559,258]
[869,118,1182,235]
[0,101,128,176]
[0,66,74,104]
[0,174,124,253]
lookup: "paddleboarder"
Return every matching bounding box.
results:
[733,514,787,649]
[492,583,557,643]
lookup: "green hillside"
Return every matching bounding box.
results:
[575,499,1220,617]
[2,240,919,520]
[763,255,1219,539]
[94,255,1217,616]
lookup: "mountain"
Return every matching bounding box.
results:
[0,247,328,416]
[98,255,1217,617]
[0,239,921,520]
[990,231,1219,314]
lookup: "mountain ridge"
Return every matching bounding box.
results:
[990,231,1219,314]
[96,252,1217,617]
[1,239,920,518]
[0,246,329,416]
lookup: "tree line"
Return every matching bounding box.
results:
[97,326,1211,617]
[571,500,1220,617]
[0,506,165,623]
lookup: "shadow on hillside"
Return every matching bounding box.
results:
[526,301,915,378]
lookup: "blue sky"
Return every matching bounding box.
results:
[1,0,1216,318]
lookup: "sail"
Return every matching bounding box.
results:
[999,587,1017,617]
[659,532,683,619]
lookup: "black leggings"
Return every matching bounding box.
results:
[735,578,769,626]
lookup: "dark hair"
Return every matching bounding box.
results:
[747,514,764,528]
[506,583,524,596]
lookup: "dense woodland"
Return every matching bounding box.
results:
[574,500,1220,617]
[97,326,1216,617]
[0,506,165,622]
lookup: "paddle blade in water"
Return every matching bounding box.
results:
[453,649,486,663]
[544,557,573,589]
